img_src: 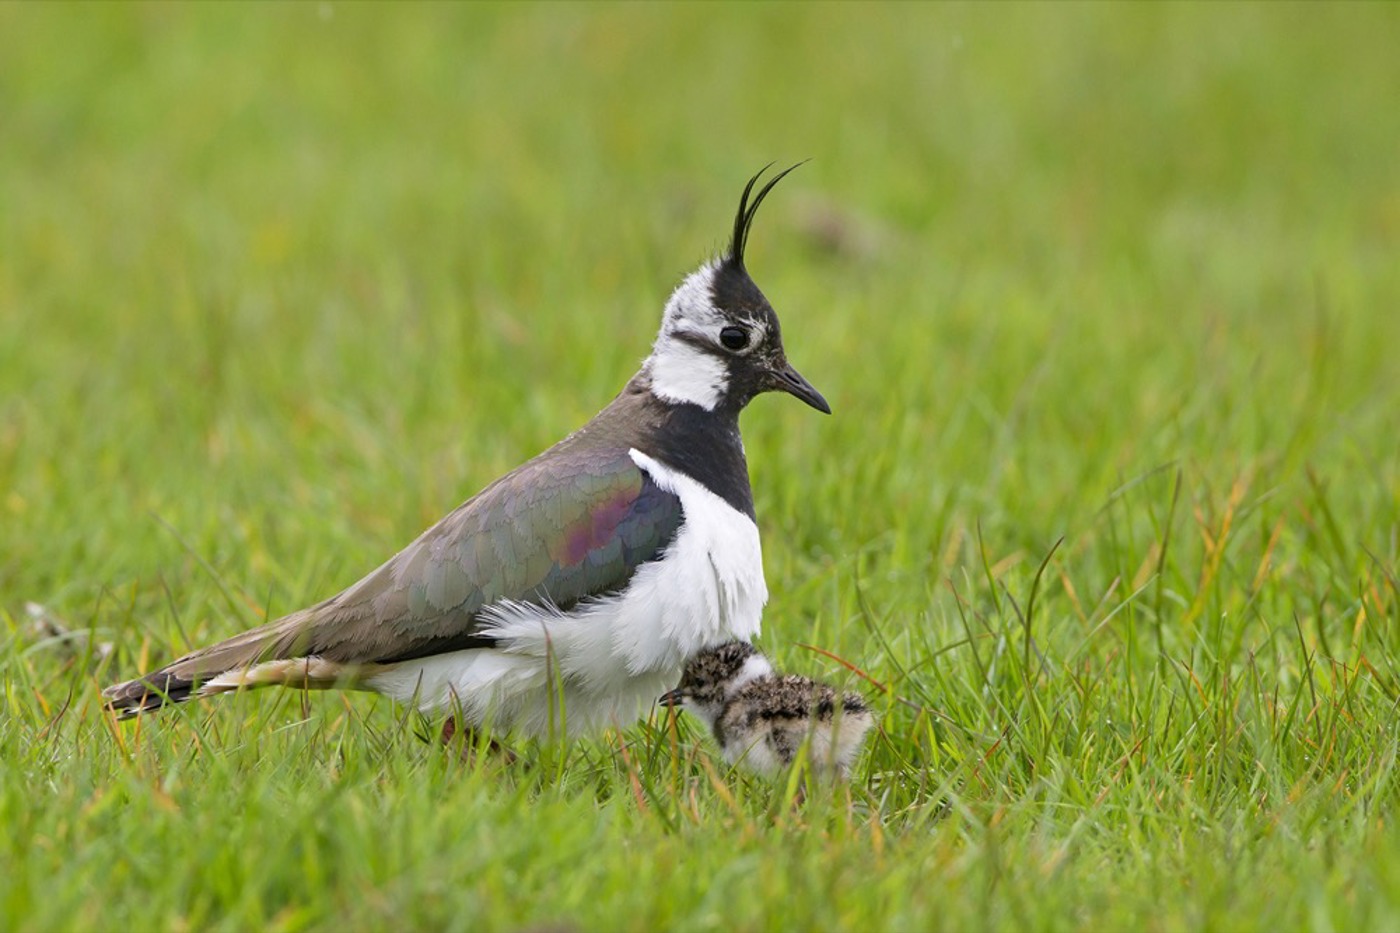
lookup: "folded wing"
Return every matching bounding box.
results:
[103,447,683,714]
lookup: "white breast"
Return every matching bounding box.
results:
[365,448,768,737]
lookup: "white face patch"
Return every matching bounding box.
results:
[645,261,769,410]
[647,338,727,410]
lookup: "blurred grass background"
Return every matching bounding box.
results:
[2,3,1399,931]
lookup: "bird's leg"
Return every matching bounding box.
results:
[440,715,517,764]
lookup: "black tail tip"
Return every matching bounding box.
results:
[102,674,197,719]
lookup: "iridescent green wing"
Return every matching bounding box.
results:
[279,446,683,664]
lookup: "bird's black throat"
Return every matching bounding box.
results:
[641,400,755,521]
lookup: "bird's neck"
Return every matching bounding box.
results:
[576,373,755,519]
[726,652,774,696]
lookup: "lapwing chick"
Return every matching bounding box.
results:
[660,641,873,778]
[102,165,830,739]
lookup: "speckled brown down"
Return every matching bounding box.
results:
[661,640,873,778]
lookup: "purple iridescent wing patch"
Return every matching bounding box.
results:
[305,446,684,664]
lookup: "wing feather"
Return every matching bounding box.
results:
[282,446,680,664]
[104,445,684,713]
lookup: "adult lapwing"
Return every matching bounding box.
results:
[104,165,829,738]
[660,640,873,778]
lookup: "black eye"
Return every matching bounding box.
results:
[719,326,750,351]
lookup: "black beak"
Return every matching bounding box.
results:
[770,360,831,414]
[659,688,685,707]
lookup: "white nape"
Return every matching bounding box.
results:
[727,652,775,696]
[646,262,727,409]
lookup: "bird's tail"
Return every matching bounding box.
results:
[101,611,356,718]
[102,667,202,718]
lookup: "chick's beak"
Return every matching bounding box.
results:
[769,359,831,414]
[659,688,686,708]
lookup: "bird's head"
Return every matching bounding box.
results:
[644,165,830,416]
[659,640,774,729]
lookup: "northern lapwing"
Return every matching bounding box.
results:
[103,165,830,738]
[660,640,873,778]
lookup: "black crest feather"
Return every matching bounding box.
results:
[727,161,807,269]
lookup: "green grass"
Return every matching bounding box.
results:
[3,3,1400,930]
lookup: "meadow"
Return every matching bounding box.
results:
[2,4,1399,930]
